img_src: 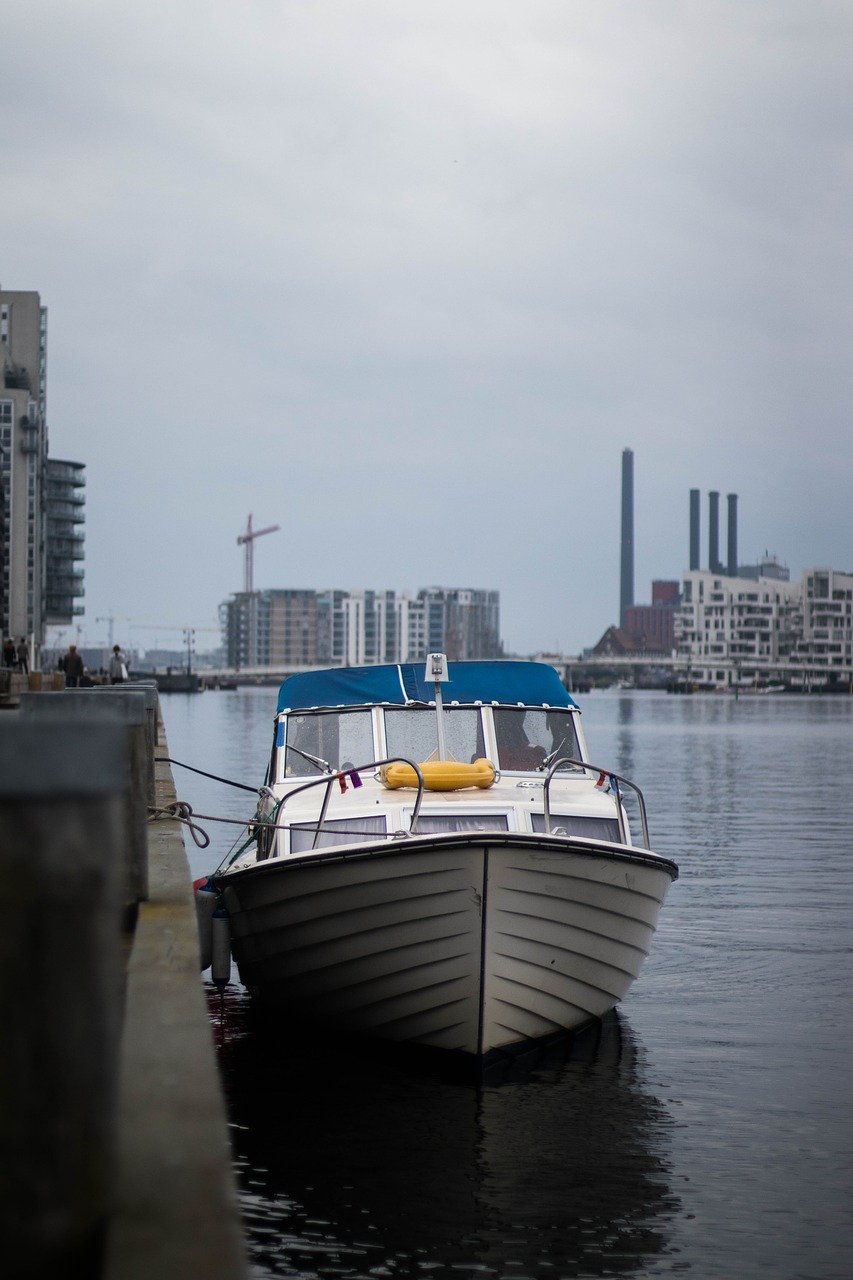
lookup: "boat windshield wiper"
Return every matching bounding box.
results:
[286,743,333,774]
[538,738,569,770]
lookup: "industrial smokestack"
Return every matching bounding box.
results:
[689,489,700,570]
[620,448,634,629]
[727,493,738,577]
[708,491,721,574]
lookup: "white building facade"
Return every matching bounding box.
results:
[676,568,853,687]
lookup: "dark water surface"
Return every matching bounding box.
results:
[163,688,853,1279]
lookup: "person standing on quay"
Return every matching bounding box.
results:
[62,644,85,688]
[108,644,127,684]
[2,637,16,667]
[16,638,29,674]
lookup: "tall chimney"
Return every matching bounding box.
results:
[689,489,700,570]
[708,491,721,574]
[620,448,634,629]
[727,493,738,577]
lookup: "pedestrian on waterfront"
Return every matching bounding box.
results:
[63,644,85,688]
[3,637,16,667]
[16,638,29,674]
[108,644,127,684]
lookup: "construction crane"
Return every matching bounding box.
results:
[96,614,129,648]
[237,514,280,594]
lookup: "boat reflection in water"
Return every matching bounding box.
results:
[211,987,680,1278]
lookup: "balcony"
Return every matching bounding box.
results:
[48,502,85,522]
[48,461,86,485]
[4,364,31,391]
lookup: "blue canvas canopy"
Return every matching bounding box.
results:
[276,661,578,714]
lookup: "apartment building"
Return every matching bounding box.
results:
[221,589,318,668]
[676,567,853,685]
[1,289,49,645]
[45,458,86,624]
[221,586,501,669]
[794,569,853,672]
[1,287,85,652]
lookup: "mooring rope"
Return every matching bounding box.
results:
[147,793,262,844]
[147,801,212,847]
[155,756,258,793]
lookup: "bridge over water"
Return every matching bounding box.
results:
[193,654,852,692]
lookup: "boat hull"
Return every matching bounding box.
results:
[216,835,676,1062]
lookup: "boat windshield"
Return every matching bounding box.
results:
[384,707,485,764]
[283,710,375,777]
[493,707,582,772]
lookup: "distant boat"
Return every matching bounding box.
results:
[148,671,202,693]
[209,656,678,1073]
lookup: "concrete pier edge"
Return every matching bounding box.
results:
[103,721,248,1279]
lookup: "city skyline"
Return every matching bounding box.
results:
[4,2,851,655]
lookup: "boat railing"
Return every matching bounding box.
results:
[253,757,426,858]
[543,757,651,849]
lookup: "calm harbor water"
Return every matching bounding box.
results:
[163,687,853,1279]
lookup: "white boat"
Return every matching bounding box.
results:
[211,656,678,1072]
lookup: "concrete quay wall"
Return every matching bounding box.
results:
[0,686,247,1280]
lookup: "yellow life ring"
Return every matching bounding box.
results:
[381,758,496,791]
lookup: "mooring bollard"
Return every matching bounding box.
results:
[0,719,127,1279]
[19,690,156,910]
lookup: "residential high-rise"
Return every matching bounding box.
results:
[0,287,85,654]
[45,458,86,624]
[1,289,50,650]
[221,589,317,669]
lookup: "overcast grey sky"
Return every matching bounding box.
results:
[3,0,851,656]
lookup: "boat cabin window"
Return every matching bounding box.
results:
[384,707,485,765]
[413,814,509,834]
[290,815,387,854]
[530,813,620,842]
[493,708,581,772]
[282,710,375,777]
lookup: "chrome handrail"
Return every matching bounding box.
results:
[252,757,426,859]
[542,757,651,850]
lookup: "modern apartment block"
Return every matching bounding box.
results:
[45,458,86,624]
[221,586,501,669]
[676,567,853,686]
[796,568,853,672]
[221,589,318,668]
[0,287,85,652]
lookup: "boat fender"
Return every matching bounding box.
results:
[194,876,218,971]
[211,902,231,991]
[381,758,497,791]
